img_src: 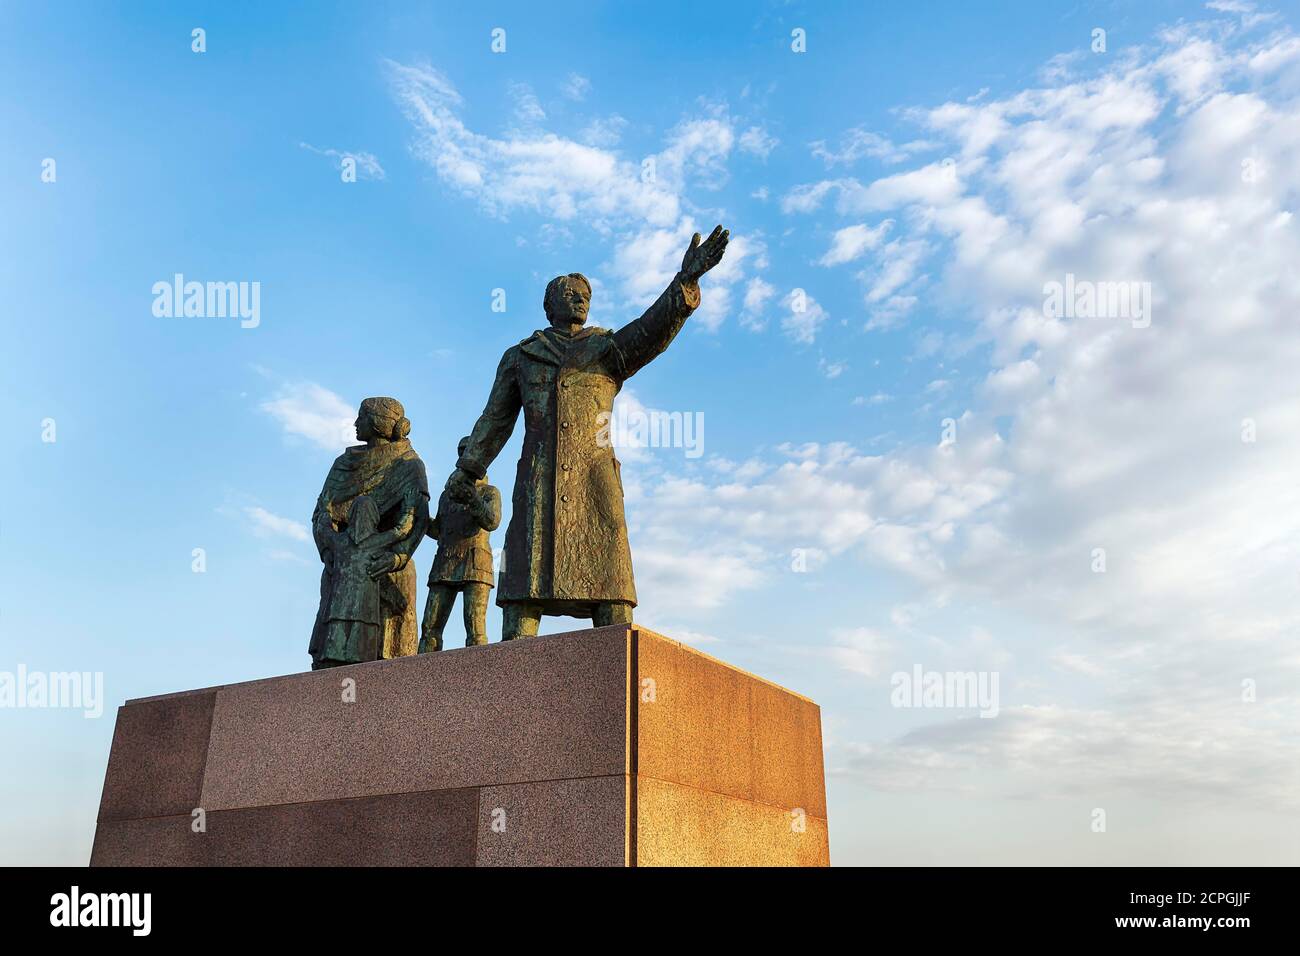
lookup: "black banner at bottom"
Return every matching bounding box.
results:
[0,865,1289,941]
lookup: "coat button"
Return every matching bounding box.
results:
[562,463,570,471]
[561,494,569,502]
[561,380,570,388]
[561,421,570,428]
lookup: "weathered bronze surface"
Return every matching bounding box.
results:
[447,226,729,640]
[309,397,429,668]
[419,437,502,650]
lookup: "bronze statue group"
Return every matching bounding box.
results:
[308,226,731,668]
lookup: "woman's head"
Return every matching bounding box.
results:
[355,397,410,443]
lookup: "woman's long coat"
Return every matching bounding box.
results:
[455,274,700,612]
[308,440,429,664]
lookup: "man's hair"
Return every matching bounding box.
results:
[543,273,592,321]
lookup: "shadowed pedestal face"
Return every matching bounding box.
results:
[90,625,829,867]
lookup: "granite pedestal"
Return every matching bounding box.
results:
[90,625,829,866]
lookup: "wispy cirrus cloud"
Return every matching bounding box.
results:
[298,142,385,180]
[810,126,937,166]
[384,60,768,328]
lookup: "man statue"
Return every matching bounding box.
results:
[446,225,729,641]
[419,437,501,651]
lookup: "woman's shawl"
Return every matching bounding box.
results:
[315,440,429,538]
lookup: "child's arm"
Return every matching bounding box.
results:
[359,510,414,552]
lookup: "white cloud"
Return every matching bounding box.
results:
[245,506,310,543]
[387,62,769,325]
[385,59,680,227]
[841,699,1300,811]
[561,72,591,101]
[580,114,628,148]
[819,357,848,379]
[741,276,775,330]
[854,392,892,406]
[604,222,762,333]
[827,627,893,677]
[783,162,965,216]
[810,127,937,166]
[298,143,385,180]
[781,290,830,344]
[260,382,354,451]
[739,125,778,159]
[509,82,546,124]
[656,116,735,191]
[819,220,893,266]
[625,17,1300,813]
[630,533,767,612]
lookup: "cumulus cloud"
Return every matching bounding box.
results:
[741,275,776,330]
[819,220,893,266]
[782,289,830,343]
[260,382,354,451]
[739,125,779,159]
[244,506,310,543]
[625,15,1300,811]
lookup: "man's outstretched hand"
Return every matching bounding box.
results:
[445,468,476,504]
[680,224,729,282]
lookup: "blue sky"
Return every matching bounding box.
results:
[4,1,1300,866]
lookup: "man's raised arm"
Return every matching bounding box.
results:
[612,225,729,380]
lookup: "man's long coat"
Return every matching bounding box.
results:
[456,274,700,612]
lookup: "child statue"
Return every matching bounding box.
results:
[318,495,410,667]
[419,437,501,650]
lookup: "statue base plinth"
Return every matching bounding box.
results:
[90,625,829,866]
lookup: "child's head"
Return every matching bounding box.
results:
[348,495,380,543]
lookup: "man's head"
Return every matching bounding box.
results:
[355,397,410,443]
[543,273,591,328]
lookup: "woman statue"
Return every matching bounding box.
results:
[308,397,429,669]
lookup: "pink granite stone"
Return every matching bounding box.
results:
[476,775,628,867]
[198,627,631,812]
[91,624,829,866]
[96,691,216,822]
